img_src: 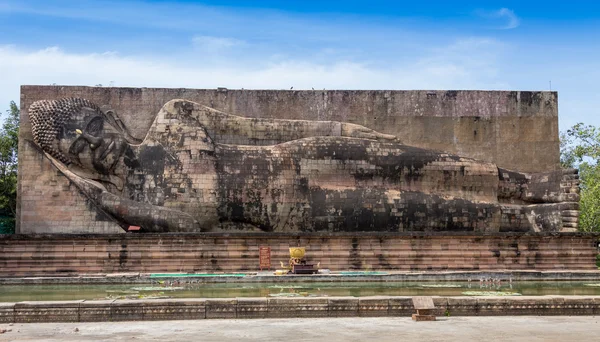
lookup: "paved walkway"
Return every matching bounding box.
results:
[1,316,599,341]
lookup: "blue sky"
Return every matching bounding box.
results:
[1,0,599,129]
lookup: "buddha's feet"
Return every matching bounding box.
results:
[521,168,580,204]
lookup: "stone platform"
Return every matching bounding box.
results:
[1,232,598,276]
[1,296,600,323]
[2,270,600,285]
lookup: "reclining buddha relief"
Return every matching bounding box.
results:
[27,98,579,233]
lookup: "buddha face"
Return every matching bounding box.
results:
[57,106,128,175]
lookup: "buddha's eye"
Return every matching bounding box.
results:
[86,116,104,136]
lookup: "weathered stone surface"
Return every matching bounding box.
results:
[237,297,268,319]
[476,298,510,316]
[560,296,598,316]
[17,87,568,234]
[388,297,413,316]
[328,297,359,317]
[431,297,447,316]
[446,297,477,316]
[267,297,329,318]
[79,300,114,322]
[110,300,144,321]
[358,297,390,317]
[0,303,15,323]
[142,299,206,321]
[206,299,237,319]
[14,300,82,323]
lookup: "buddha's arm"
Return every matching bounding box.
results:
[93,191,201,232]
[163,99,396,143]
[46,153,200,232]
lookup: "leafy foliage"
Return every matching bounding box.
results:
[0,101,19,234]
[561,123,600,232]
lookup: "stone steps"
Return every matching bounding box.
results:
[0,233,597,276]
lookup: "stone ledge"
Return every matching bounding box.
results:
[0,303,15,323]
[3,270,600,285]
[14,300,83,323]
[1,296,600,323]
[237,297,268,319]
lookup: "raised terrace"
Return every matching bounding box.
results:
[0,233,598,276]
[5,86,592,274]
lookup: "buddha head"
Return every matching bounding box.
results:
[29,98,139,176]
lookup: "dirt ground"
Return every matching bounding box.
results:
[1,316,599,342]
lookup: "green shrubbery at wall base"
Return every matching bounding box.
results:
[0,216,15,234]
[561,123,600,232]
[0,101,18,234]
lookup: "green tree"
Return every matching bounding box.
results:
[561,123,600,232]
[0,101,19,234]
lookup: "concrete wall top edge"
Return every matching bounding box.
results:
[20,86,559,121]
[21,85,558,93]
[20,85,558,108]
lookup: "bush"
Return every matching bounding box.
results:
[0,216,15,234]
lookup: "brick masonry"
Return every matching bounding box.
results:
[18,87,563,234]
[1,296,600,322]
[0,233,597,276]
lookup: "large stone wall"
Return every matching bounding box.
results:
[0,233,596,276]
[18,86,560,234]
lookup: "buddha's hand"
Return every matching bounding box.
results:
[341,123,397,141]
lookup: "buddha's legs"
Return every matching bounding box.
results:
[215,137,577,232]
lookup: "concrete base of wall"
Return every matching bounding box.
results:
[2,296,600,323]
[1,232,599,276]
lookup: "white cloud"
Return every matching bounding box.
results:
[192,36,245,52]
[496,8,520,29]
[0,39,509,111]
[2,40,599,131]
[476,8,520,30]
